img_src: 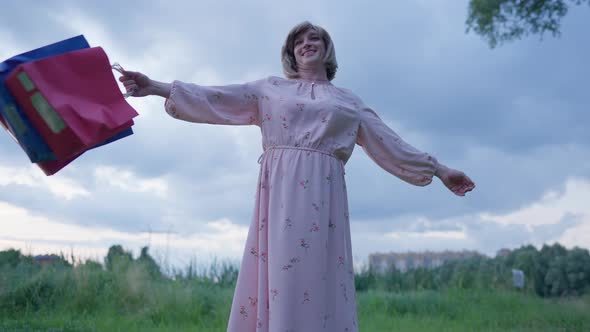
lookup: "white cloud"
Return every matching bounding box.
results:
[0,29,22,60]
[93,165,169,198]
[479,177,590,227]
[48,8,117,58]
[351,177,590,262]
[1,0,589,274]
[385,230,467,240]
[0,164,90,200]
[0,201,247,268]
[478,177,590,250]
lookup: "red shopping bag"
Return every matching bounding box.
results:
[4,47,138,160]
[36,152,81,176]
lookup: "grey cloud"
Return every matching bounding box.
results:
[346,143,590,224]
[350,212,584,259]
[1,0,589,257]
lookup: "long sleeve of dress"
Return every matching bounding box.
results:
[164,79,262,126]
[356,104,441,186]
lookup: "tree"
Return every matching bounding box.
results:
[545,256,568,296]
[0,249,23,267]
[564,247,590,296]
[105,245,133,271]
[136,246,163,280]
[466,0,590,48]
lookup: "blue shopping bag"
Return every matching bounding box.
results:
[0,35,133,163]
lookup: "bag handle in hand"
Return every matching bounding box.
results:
[111,62,134,98]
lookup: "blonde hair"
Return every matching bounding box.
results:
[281,21,338,81]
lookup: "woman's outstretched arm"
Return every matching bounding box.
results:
[118,70,263,126]
[355,98,475,196]
[118,71,170,98]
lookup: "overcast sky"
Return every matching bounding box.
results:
[1,0,589,273]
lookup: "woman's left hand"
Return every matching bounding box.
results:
[436,165,475,197]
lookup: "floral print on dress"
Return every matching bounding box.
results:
[329,219,336,231]
[243,93,258,101]
[259,218,266,231]
[282,257,300,271]
[166,76,440,332]
[309,222,320,232]
[337,256,345,268]
[249,296,258,307]
[302,290,311,304]
[340,283,349,302]
[250,247,258,258]
[280,115,289,129]
[299,238,310,253]
[283,218,293,230]
[239,305,248,319]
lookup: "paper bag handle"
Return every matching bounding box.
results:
[111,62,134,98]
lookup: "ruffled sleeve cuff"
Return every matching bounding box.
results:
[164,80,179,118]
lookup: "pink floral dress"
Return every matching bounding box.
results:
[164,76,440,332]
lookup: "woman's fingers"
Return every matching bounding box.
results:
[119,78,138,93]
[122,80,136,87]
[449,176,475,196]
[121,70,139,78]
[118,70,141,82]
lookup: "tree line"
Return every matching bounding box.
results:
[0,241,588,311]
[355,243,590,298]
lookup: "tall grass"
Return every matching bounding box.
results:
[1,248,589,331]
[357,288,590,331]
[0,254,237,331]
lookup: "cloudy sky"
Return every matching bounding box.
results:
[1,0,588,273]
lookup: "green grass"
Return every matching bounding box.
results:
[357,288,590,331]
[2,287,589,331]
[2,248,589,331]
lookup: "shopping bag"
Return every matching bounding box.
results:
[4,46,138,161]
[0,35,90,162]
[35,152,82,176]
[0,36,134,163]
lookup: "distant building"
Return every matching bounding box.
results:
[369,249,485,274]
[34,254,62,265]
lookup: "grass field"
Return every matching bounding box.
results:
[2,249,589,332]
[1,287,589,331]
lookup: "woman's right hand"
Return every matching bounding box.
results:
[118,70,154,97]
[436,165,475,197]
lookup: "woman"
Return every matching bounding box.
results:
[119,21,475,332]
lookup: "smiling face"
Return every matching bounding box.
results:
[293,28,326,69]
[281,21,338,81]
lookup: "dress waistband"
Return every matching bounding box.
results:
[257,145,341,164]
